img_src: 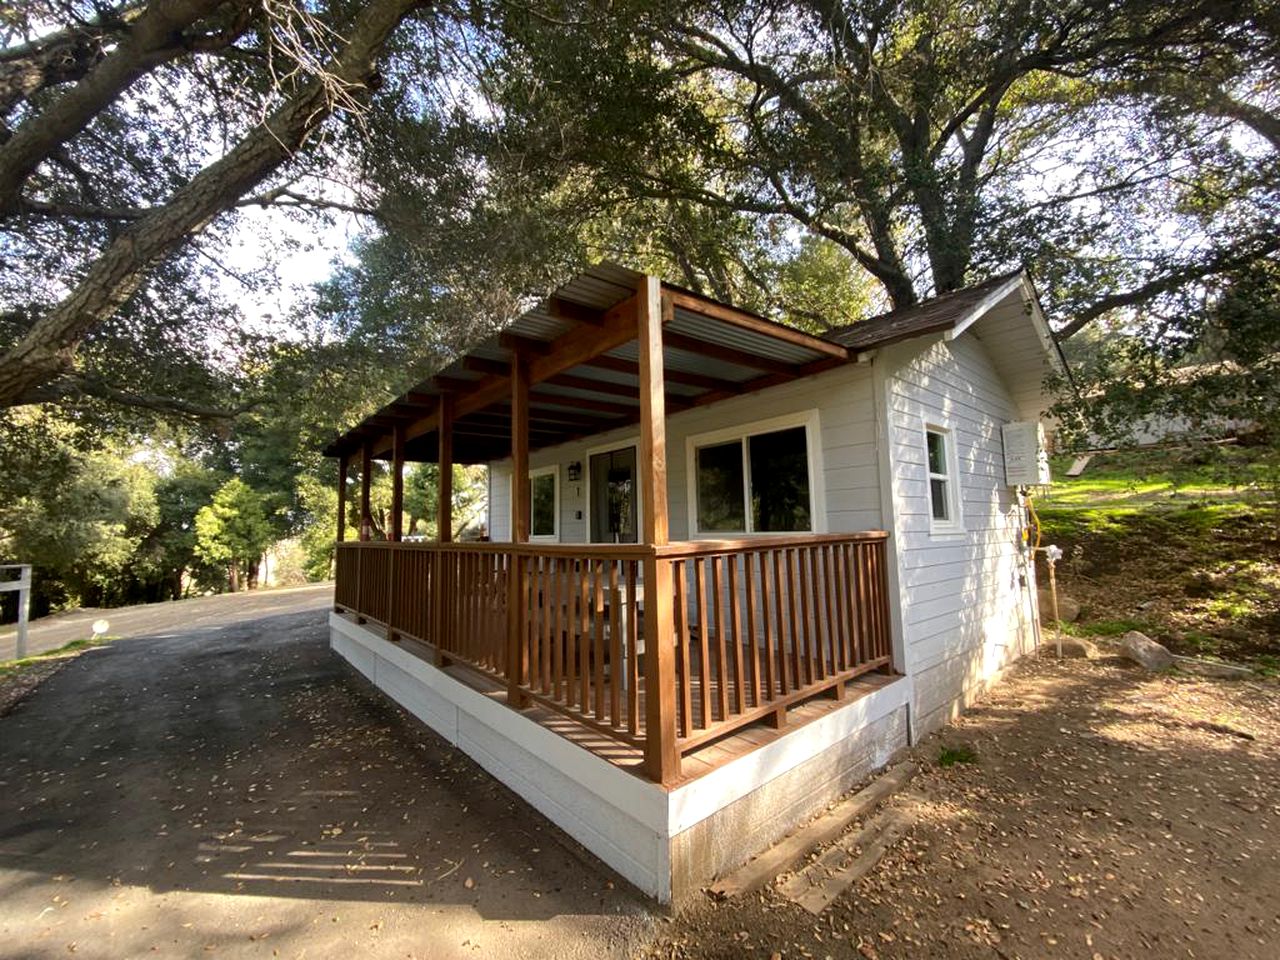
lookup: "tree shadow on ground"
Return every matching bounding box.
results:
[0,609,650,941]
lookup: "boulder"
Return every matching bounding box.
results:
[1120,631,1174,671]
[1039,635,1098,659]
[1037,590,1081,623]
[1171,656,1255,680]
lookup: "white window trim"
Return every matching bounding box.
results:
[924,421,964,536]
[685,409,826,539]
[583,437,641,544]
[528,464,560,542]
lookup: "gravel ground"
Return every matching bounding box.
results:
[641,653,1280,960]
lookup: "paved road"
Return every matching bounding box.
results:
[0,595,652,958]
[0,584,337,661]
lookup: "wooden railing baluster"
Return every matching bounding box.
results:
[331,533,892,783]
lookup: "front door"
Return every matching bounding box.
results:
[589,446,638,543]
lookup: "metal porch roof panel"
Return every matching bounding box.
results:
[604,341,763,383]
[667,305,827,365]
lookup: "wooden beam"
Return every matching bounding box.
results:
[545,372,639,400]
[637,275,678,785]
[582,354,737,393]
[374,293,640,457]
[547,296,606,325]
[438,394,453,543]
[433,374,482,393]
[689,356,847,411]
[662,330,800,376]
[449,423,566,442]
[500,332,551,355]
[463,356,511,377]
[542,374,702,415]
[665,287,850,360]
[359,440,373,541]
[391,424,405,542]
[531,389,637,417]
[336,454,348,543]
[511,358,531,542]
[507,352,530,708]
[637,282,670,546]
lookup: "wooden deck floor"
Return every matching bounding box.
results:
[362,622,899,789]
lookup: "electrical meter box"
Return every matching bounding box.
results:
[1002,421,1051,486]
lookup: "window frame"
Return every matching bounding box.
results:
[527,464,560,542]
[923,422,964,536]
[685,410,825,539]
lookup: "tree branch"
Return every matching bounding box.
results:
[14,373,254,420]
[1056,233,1280,340]
[0,0,246,216]
[17,184,381,221]
[0,0,426,408]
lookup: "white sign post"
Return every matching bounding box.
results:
[1,564,32,659]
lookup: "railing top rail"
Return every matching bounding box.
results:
[335,530,888,559]
[653,531,888,557]
[335,539,654,559]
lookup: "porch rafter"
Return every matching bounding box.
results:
[324,262,855,468]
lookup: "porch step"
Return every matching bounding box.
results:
[708,760,917,899]
[776,801,918,914]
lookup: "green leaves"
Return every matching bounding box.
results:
[194,477,274,590]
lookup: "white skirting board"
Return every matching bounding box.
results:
[329,613,910,903]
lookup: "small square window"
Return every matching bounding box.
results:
[925,427,960,531]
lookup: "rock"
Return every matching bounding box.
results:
[1037,590,1081,623]
[1039,635,1098,659]
[1171,655,1255,680]
[1120,631,1174,671]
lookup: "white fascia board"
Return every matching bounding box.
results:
[943,274,1026,343]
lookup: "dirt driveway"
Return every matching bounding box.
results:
[643,655,1280,959]
[0,602,653,959]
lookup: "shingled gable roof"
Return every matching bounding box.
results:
[824,270,1026,351]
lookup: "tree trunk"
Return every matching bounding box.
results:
[0,0,424,408]
[228,561,240,593]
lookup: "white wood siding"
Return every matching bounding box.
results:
[880,335,1038,734]
[487,362,882,540]
[488,466,511,541]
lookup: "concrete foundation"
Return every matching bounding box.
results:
[330,612,911,905]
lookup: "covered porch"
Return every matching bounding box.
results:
[324,265,895,786]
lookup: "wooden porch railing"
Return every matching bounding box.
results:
[333,531,892,783]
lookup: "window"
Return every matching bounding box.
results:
[690,415,818,535]
[529,466,558,540]
[925,426,961,532]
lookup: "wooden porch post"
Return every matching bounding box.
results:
[437,394,453,543]
[432,399,453,668]
[391,424,405,542]
[638,276,679,784]
[359,440,373,542]
[335,452,348,613]
[507,353,530,706]
[336,453,348,543]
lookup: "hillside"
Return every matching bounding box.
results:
[1035,445,1280,675]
